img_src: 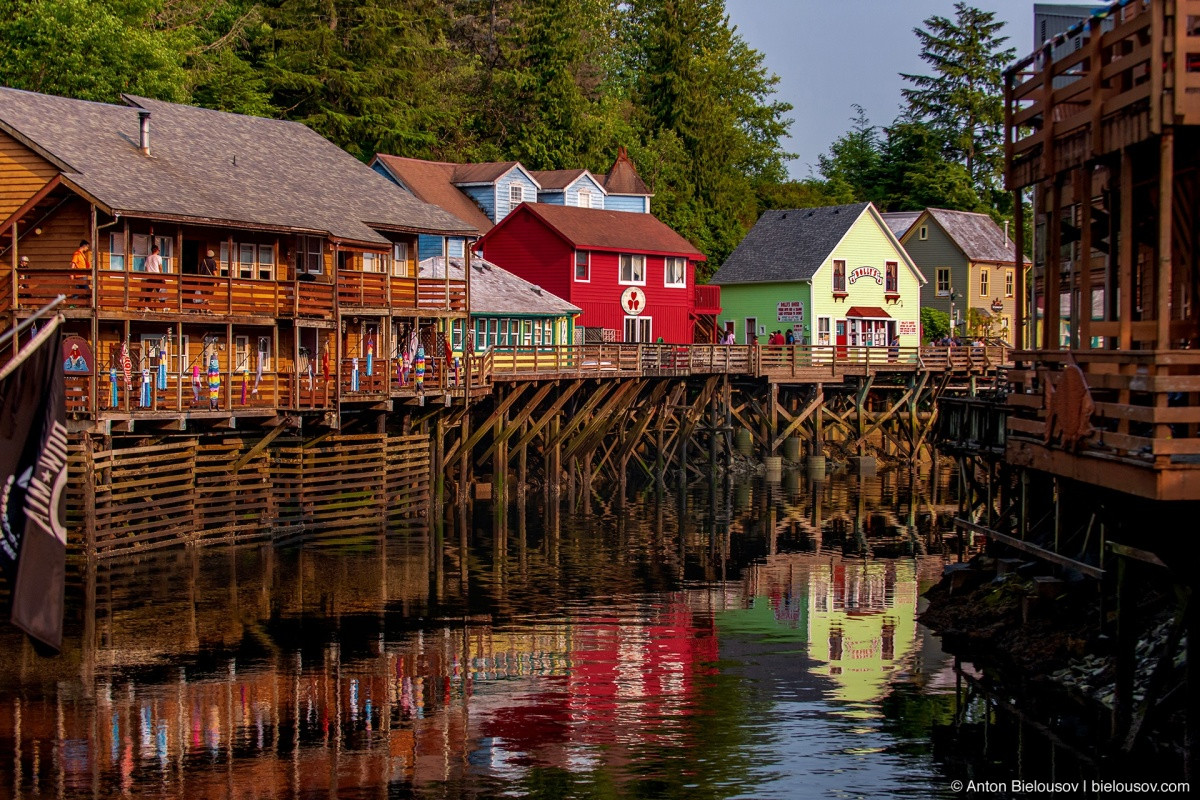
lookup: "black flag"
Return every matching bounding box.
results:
[0,316,69,652]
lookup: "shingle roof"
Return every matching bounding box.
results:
[450,161,524,185]
[372,154,494,233]
[0,88,476,244]
[420,256,580,316]
[513,203,704,258]
[529,169,588,190]
[925,208,1030,264]
[881,210,921,239]
[603,147,651,195]
[711,203,871,285]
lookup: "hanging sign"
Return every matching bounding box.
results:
[61,335,93,374]
[848,266,883,286]
[990,298,1004,312]
[621,286,646,316]
[776,301,804,322]
[898,320,918,335]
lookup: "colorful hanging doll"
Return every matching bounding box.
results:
[207,354,220,409]
[120,340,132,394]
[192,364,201,405]
[365,336,374,377]
[240,371,247,405]
[398,351,407,387]
[140,368,151,407]
[414,345,425,392]
[157,341,168,390]
[321,349,330,385]
[351,357,360,392]
[452,356,460,387]
[110,365,119,408]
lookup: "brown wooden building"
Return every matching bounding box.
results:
[1004,0,1200,500]
[0,88,479,432]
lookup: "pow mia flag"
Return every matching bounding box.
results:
[0,315,69,652]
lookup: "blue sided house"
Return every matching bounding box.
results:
[370,148,654,260]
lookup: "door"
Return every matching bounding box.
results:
[835,320,847,358]
[745,317,757,345]
[182,240,200,274]
[623,316,652,342]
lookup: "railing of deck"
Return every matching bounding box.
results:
[18,269,91,310]
[94,358,288,414]
[417,278,467,311]
[337,271,389,308]
[1006,350,1200,467]
[694,284,721,312]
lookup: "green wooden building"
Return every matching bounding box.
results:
[712,202,925,349]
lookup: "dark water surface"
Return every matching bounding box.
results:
[2,467,983,799]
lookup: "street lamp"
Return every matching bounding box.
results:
[948,290,961,338]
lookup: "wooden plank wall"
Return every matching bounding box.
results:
[0,131,57,221]
[78,432,431,559]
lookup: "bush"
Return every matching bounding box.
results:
[920,307,950,343]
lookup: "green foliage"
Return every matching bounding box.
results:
[920,307,951,343]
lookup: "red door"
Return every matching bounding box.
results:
[835,320,847,358]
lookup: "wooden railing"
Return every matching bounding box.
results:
[390,275,417,308]
[694,284,721,313]
[93,359,287,414]
[417,278,467,311]
[17,269,92,310]
[1006,349,1200,467]
[337,271,389,308]
[339,357,390,397]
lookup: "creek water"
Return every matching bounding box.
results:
[0,464,1078,799]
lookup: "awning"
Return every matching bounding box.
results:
[845,306,891,319]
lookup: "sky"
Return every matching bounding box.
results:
[724,0,1055,180]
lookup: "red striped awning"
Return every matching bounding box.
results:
[846,306,891,319]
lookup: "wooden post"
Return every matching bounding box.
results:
[493,396,508,530]
[434,414,446,543]
[1119,148,1134,350]
[1077,165,1093,349]
[768,382,779,455]
[82,434,97,561]
[1045,180,1062,350]
[1014,188,1025,351]
[1156,128,1174,349]
[1113,555,1135,740]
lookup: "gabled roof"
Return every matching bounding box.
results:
[529,169,596,191]
[488,203,704,259]
[450,160,540,187]
[711,203,872,284]
[0,88,476,244]
[372,154,494,233]
[420,255,580,316]
[603,147,651,196]
[881,210,921,239]
[917,208,1030,264]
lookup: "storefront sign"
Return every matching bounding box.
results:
[776,301,804,322]
[990,298,1004,312]
[621,286,646,316]
[848,266,883,286]
[898,320,918,335]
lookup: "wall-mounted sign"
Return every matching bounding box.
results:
[621,286,646,316]
[848,266,883,286]
[61,335,94,374]
[990,298,1004,312]
[898,320,918,336]
[776,301,804,322]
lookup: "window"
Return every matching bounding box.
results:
[219,242,231,277]
[577,188,592,208]
[619,253,645,285]
[919,226,928,240]
[177,334,189,375]
[664,257,686,287]
[234,336,250,373]
[153,236,174,272]
[817,317,831,346]
[239,244,255,279]
[475,319,488,350]
[489,318,498,348]
[362,252,382,273]
[257,245,275,281]
[936,267,951,296]
[832,260,847,293]
[109,233,125,271]
[522,319,533,347]
[575,250,589,281]
[1005,269,1015,297]
[533,320,542,347]
[131,234,150,272]
[451,320,463,351]
[509,184,524,207]
[624,316,652,343]
[236,335,272,373]
[500,319,510,347]
[299,236,323,274]
[885,261,898,293]
[979,268,989,297]
[392,242,409,277]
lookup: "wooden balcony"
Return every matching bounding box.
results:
[17,269,92,311]
[693,284,721,314]
[417,278,467,312]
[1005,0,1200,188]
[339,358,390,399]
[337,271,389,308]
[94,364,288,415]
[1005,350,1200,500]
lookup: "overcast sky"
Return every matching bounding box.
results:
[724,0,1063,179]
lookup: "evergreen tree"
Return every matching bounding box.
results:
[873,120,983,212]
[900,2,1014,198]
[816,105,879,203]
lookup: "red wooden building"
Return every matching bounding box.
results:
[476,203,720,344]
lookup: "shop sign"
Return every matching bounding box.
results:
[898,320,918,335]
[848,266,883,286]
[776,301,804,322]
[990,298,1004,312]
[621,286,646,316]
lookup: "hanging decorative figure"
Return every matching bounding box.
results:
[365,336,374,377]
[207,354,221,410]
[352,357,360,392]
[192,364,201,405]
[453,356,460,387]
[253,341,265,397]
[140,368,151,408]
[110,365,119,408]
[414,345,426,392]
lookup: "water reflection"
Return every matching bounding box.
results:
[1,465,967,799]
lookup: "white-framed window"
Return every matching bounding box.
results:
[522,319,533,347]
[451,320,463,351]
[256,336,273,373]
[919,225,928,240]
[299,236,323,274]
[489,318,498,347]
[577,188,592,208]
[234,335,250,373]
[575,250,589,282]
[817,316,831,346]
[936,267,951,296]
[1005,269,1014,297]
[219,242,231,277]
[533,320,542,347]
[509,184,524,207]
[664,257,686,288]
[239,243,255,279]
[131,234,150,272]
[474,319,488,350]
[362,252,382,273]
[108,233,125,271]
[979,268,989,296]
[619,253,646,285]
[624,316,652,342]
[499,318,510,346]
[392,242,410,277]
[177,334,189,375]
[140,333,168,369]
[257,245,274,281]
[154,236,174,272]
